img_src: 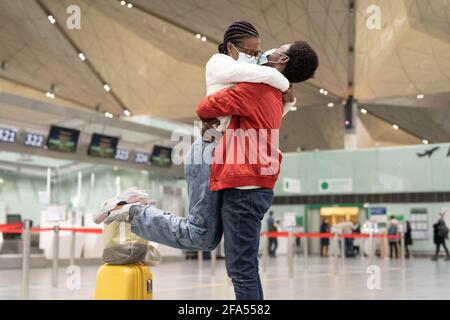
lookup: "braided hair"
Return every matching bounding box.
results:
[218,21,259,54]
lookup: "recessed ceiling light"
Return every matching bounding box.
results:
[48,15,56,24]
[78,52,86,61]
[104,112,113,118]
[127,3,133,8]
[45,92,55,99]
[195,34,201,39]
[417,94,424,100]
[124,109,131,117]
[392,124,399,130]
[319,89,324,94]
[120,0,126,5]
[422,139,429,145]
[103,84,111,92]
[201,36,207,42]
[360,108,367,114]
[327,102,334,108]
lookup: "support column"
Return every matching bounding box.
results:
[344,97,358,150]
[344,0,358,150]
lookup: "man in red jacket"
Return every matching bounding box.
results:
[196,41,318,300]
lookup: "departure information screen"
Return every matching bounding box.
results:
[150,145,172,167]
[46,125,80,153]
[88,133,119,159]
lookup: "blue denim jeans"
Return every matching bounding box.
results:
[130,138,222,251]
[220,188,274,300]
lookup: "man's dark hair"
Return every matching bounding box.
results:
[218,21,259,54]
[283,41,319,83]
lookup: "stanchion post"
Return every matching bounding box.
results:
[198,251,203,271]
[21,220,31,300]
[369,231,374,266]
[262,234,268,274]
[384,232,389,260]
[400,233,405,268]
[52,225,60,288]
[360,237,365,260]
[287,231,294,279]
[70,230,76,266]
[333,232,339,274]
[303,235,308,272]
[341,235,345,267]
[211,248,216,277]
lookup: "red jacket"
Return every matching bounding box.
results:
[196,82,283,191]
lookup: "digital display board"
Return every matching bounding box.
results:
[88,133,119,159]
[46,125,80,153]
[135,152,150,164]
[150,145,172,167]
[0,128,17,143]
[115,149,129,161]
[24,132,45,148]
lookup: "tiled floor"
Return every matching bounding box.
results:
[0,255,449,300]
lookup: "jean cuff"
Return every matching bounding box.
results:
[129,204,141,228]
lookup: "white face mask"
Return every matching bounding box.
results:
[230,43,258,64]
[257,48,276,65]
[237,53,258,64]
[257,48,290,66]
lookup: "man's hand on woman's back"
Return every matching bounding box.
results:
[283,84,295,104]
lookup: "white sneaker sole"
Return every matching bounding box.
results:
[93,188,149,225]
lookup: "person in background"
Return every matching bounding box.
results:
[352,221,361,257]
[387,216,399,259]
[332,220,357,257]
[432,212,450,261]
[320,219,330,257]
[267,211,278,257]
[404,220,413,258]
[274,219,281,256]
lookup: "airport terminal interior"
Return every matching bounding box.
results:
[0,0,450,300]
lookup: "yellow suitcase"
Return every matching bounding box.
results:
[94,263,153,300]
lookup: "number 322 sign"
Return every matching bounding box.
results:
[24,132,45,148]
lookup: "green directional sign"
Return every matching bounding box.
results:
[282,178,301,193]
[318,178,353,193]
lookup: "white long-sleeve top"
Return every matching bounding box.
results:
[205,53,296,132]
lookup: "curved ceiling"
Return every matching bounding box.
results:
[0,0,449,151]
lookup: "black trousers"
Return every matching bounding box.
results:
[435,241,450,257]
[269,238,278,256]
[389,242,398,259]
